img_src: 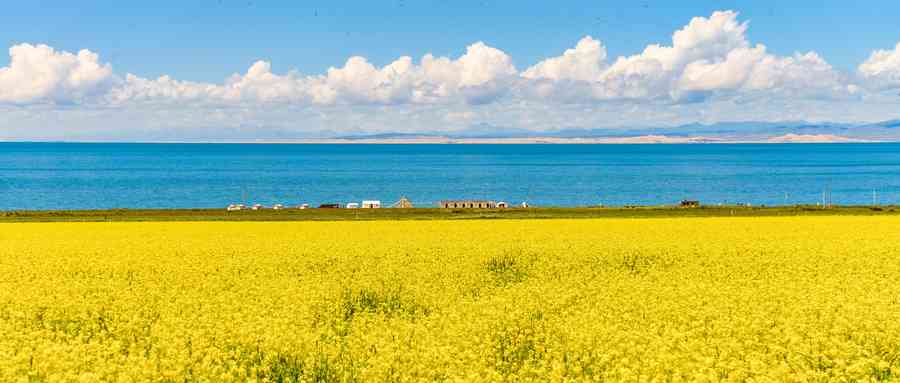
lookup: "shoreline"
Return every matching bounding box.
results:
[2,205,896,222]
[0,135,894,145]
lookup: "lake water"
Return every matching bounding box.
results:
[1,142,899,210]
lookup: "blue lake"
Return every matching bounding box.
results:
[1,142,899,209]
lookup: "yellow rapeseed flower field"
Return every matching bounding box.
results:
[2,217,900,382]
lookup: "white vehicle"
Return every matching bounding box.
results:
[361,200,381,209]
[226,204,245,211]
[272,204,284,210]
[251,204,263,210]
[299,203,309,209]
[346,202,360,209]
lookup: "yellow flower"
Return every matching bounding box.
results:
[0,217,899,381]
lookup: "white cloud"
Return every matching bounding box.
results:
[0,11,868,109]
[226,61,314,103]
[594,10,750,100]
[451,41,519,87]
[107,61,312,105]
[858,42,900,90]
[523,36,607,81]
[107,74,225,104]
[0,43,114,104]
[310,41,517,105]
[2,10,900,139]
[677,48,852,100]
[106,41,517,106]
[521,10,853,103]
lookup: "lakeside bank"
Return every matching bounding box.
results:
[1,205,897,222]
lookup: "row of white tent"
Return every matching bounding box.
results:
[346,200,381,209]
[227,203,287,211]
[227,199,529,211]
[226,200,382,211]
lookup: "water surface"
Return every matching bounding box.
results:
[1,143,898,209]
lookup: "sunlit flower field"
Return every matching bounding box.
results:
[2,217,900,382]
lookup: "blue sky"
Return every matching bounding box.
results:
[3,0,896,80]
[1,1,900,140]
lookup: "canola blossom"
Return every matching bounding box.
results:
[2,217,900,382]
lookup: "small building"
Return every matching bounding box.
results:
[319,203,341,209]
[521,201,529,208]
[251,203,263,210]
[299,203,309,209]
[680,200,700,208]
[272,204,284,210]
[226,204,245,211]
[346,202,360,209]
[392,196,414,208]
[439,200,496,209]
[497,201,508,208]
[362,200,381,209]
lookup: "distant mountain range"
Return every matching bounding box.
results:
[335,120,900,142]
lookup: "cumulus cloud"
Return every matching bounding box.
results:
[858,42,900,90]
[107,74,224,104]
[676,48,852,100]
[0,43,114,104]
[313,42,517,105]
[521,11,854,102]
[567,10,753,100]
[523,36,607,81]
[106,62,311,106]
[106,41,517,106]
[0,11,877,109]
[2,10,900,139]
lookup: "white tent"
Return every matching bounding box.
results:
[362,200,381,208]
